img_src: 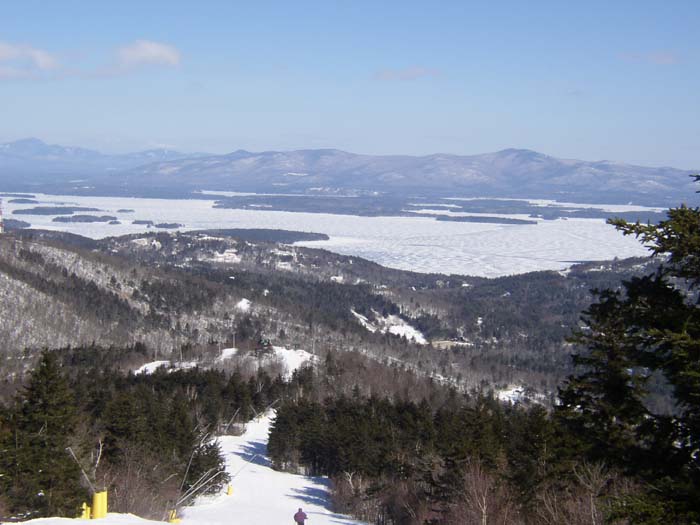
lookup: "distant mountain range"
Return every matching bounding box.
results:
[0,138,206,174]
[1,138,697,206]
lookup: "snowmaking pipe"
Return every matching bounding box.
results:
[65,446,96,494]
[176,469,227,507]
[230,454,260,480]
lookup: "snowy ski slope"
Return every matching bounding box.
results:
[19,414,364,525]
[18,347,362,525]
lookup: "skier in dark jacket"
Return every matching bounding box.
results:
[294,507,308,524]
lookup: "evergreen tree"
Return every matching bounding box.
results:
[185,434,229,496]
[557,286,652,467]
[505,404,557,510]
[5,351,86,517]
[557,186,700,522]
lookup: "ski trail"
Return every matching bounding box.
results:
[19,413,365,525]
[182,412,365,525]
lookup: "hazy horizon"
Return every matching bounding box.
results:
[2,136,698,171]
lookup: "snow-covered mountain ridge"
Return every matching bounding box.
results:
[1,138,697,206]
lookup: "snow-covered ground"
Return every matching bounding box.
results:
[133,360,170,375]
[351,309,427,344]
[220,346,315,379]
[3,193,653,277]
[217,347,238,362]
[269,347,317,378]
[134,360,198,375]
[15,515,164,524]
[207,248,242,264]
[135,347,315,380]
[495,385,547,404]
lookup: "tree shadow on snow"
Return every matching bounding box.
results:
[289,486,329,507]
[289,481,361,523]
[230,439,271,467]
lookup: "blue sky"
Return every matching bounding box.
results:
[1,1,698,168]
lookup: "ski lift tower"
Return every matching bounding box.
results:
[0,198,4,234]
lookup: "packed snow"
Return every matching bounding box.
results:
[496,385,529,403]
[182,413,364,525]
[2,193,654,277]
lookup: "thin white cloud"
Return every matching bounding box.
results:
[647,52,679,65]
[117,40,181,69]
[0,42,59,79]
[0,39,182,80]
[375,66,440,81]
[619,51,680,65]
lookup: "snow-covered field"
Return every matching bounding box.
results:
[2,193,653,277]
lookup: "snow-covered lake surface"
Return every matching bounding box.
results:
[444,196,666,213]
[3,193,653,277]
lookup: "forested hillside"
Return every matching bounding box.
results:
[0,228,655,396]
[0,227,658,396]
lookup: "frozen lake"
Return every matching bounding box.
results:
[2,193,652,277]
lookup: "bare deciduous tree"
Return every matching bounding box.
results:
[448,460,520,525]
[536,462,637,525]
